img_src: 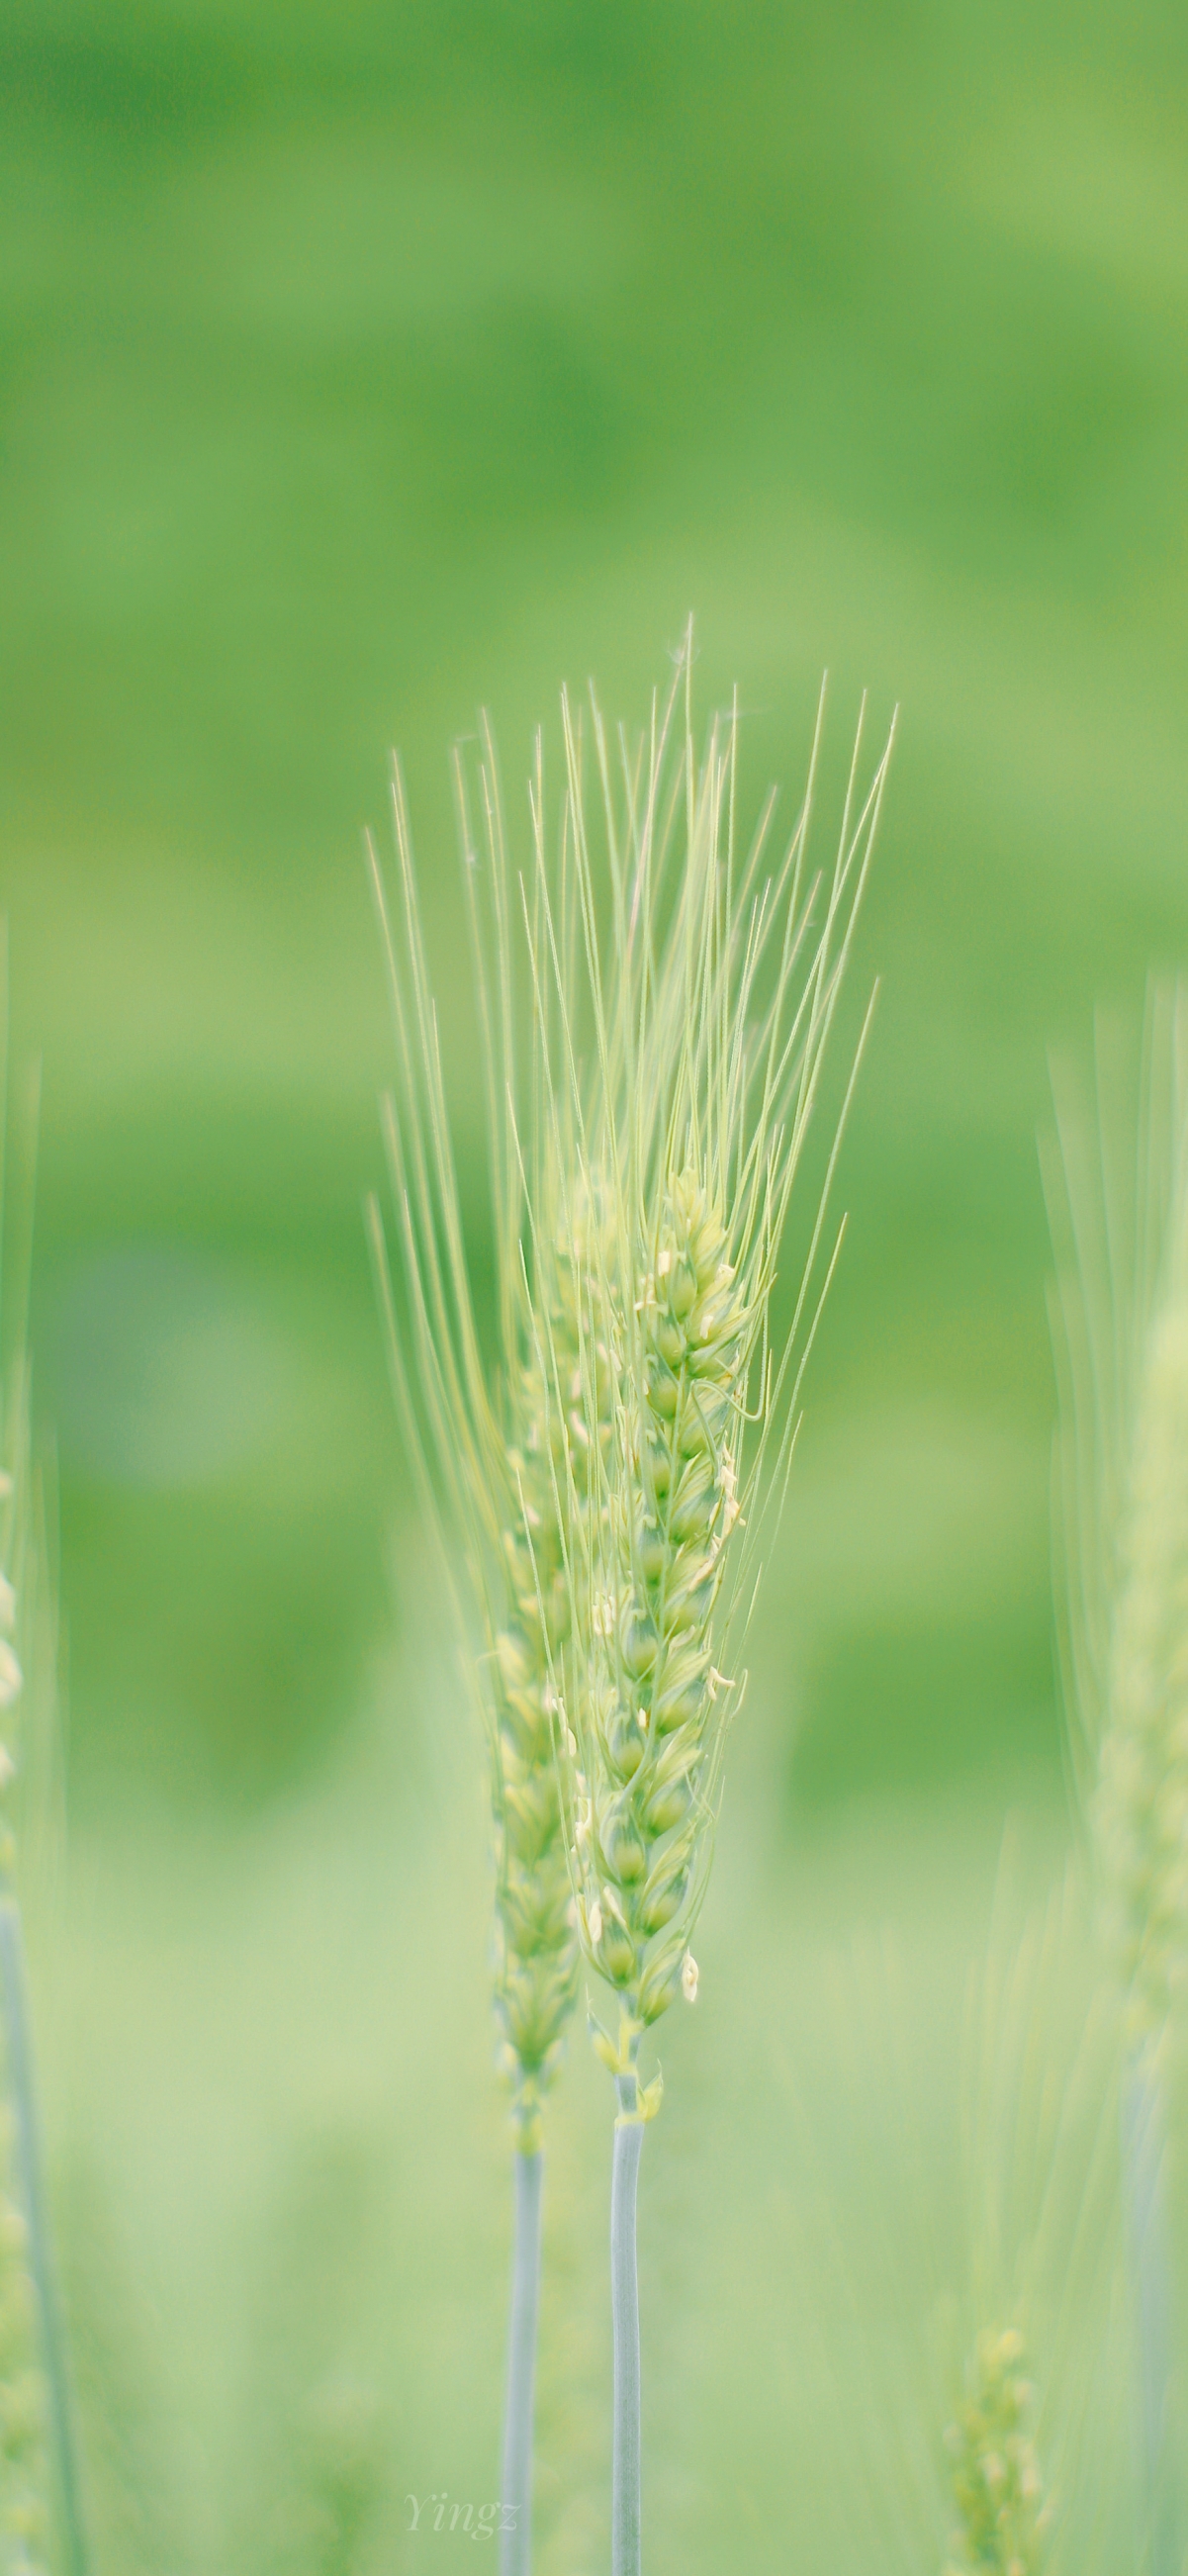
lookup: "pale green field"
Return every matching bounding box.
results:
[4,0,1188,2563]
[35,1669,1118,2575]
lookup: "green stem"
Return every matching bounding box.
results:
[0,1892,91,2576]
[1122,2040,1178,2576]
[501,2145,543,2576]
[611,2072,644,2576]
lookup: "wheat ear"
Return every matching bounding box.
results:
[519,633,893,2575]
[811,1853,1122,2576]
[1046,982,1188,2576]
[942,2327,1049,2576]
[368,720,628,2574]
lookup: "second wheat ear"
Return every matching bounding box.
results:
[368,741,584,2576]
[1047,985,1188,2576]
[523,643,893,2576]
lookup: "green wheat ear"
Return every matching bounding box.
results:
[367,735,581,2160]
[1045,981,1188,2576]
[368,633,894,2576]
[367,700,622,2575]
[529,645,894,2078]
[943,2327,1049,2576]
[804,1856,1123,2576]
[1047,985,1188,2040]
[514,633,893,2575]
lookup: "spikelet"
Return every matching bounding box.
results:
[943,2327,1049,2576]
[522,639,894,2073]
[1046,984,1188,2044]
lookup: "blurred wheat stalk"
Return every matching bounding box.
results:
[0,1009,91,2576]
[1046,983,1188,2576]
[809,1861,1124,2576]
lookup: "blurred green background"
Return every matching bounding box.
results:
[2,0,1187,2566]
